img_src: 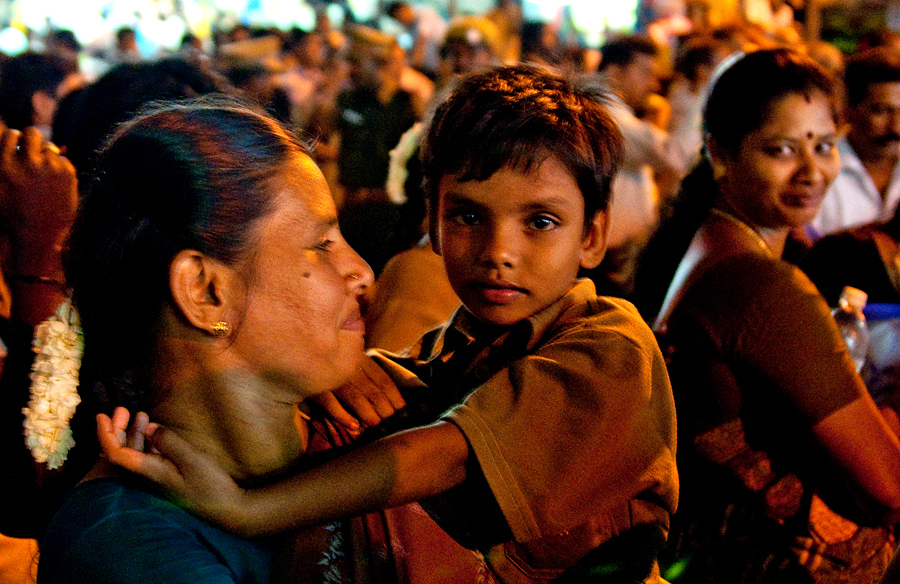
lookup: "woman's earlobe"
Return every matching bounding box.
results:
[169,250,236,335]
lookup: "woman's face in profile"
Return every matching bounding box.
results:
[717,90,840,230]
[226,154,373,398]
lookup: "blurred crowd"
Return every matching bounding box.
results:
[3,0,900,582]
[0,0,881,283]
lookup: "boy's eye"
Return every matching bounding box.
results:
[451,211,482,226]
[527,215,559,231]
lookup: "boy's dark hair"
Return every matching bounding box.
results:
[844,47,900,108]
[420,64,623,228]
[598,35,659,72]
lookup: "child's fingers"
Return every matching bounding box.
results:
[332,383,383,427]
[126,411,150,452]
[110,406,131,444]
[96,413,145,473]
[146,423,162,454]
[361,355,406,410]
[144,425,208,487]
[311,392,361,432]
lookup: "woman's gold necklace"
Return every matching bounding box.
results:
[709,207,775,258]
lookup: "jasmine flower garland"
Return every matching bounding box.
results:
[23,297,83,469]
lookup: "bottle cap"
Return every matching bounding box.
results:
[840,286,868,313]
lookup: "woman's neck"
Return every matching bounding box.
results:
[149,344,307,485]
[712,202,790,258]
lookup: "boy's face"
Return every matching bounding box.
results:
[432,156,608,326]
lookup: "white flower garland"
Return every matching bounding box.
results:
[385,123,423,205]
[22,298,83,469]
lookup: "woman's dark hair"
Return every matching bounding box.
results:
[704,49,839,156]
[420,64,623,229]
[64,97,307,412]
[633,49,840,322]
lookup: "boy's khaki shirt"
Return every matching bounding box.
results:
[372,279,678,583]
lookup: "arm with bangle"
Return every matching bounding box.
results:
[0,125,76,327]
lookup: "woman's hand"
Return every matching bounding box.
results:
[97,407,251,532]
[310,354,406,432]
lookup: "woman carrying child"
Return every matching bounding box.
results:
[100,65,678,583]
[36,97,407,583]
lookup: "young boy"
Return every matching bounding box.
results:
[100,65,678,583]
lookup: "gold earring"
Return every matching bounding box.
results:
[211,321,230,337]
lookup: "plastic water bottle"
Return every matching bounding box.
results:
[831,286,870,372]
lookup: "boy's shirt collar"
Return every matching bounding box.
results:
[434,278,597,358]
[404,279,597,415]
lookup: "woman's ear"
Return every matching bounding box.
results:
[169,249,242,337]
[705,135,728,179]
[579,209,609,270]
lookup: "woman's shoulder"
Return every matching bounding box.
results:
[42,478,203,543]
[691,253,815,303]
[667,252,828,340]
[39,478,272,583]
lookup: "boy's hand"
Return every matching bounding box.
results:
[310,354,405,431]
[97,407,248,531]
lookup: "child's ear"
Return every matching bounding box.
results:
[169,249,242,337]
[428,200,442,256]
[579,209,609,270]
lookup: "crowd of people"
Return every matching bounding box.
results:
[1,1,900,583]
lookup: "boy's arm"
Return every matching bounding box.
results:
[98,409,469,538]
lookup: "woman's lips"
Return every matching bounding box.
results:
[783,188,826,208]
[341,309,365,332]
